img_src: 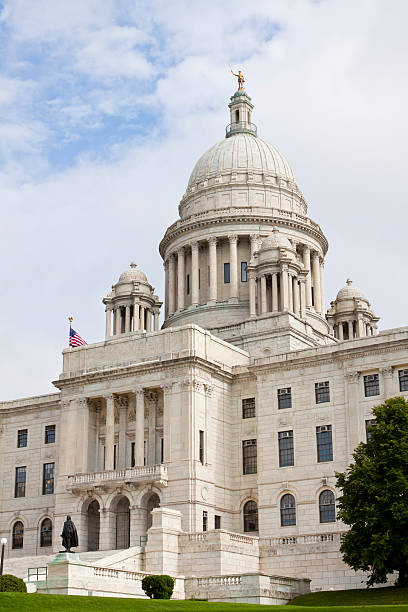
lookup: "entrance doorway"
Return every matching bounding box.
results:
[88,500,100,551]
[115,496,130,549]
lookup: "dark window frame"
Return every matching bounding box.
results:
[224,262,230,284]
[241,261,247,282]
[316,425,333,462]
[202,511,208,532]
[186,273,190,295]
[12,521,24,549]
[15,466,26,498]
[242,439,257,475]
[319,490,336,523]
[315,381,330,404]
[242,397,256,419]
[199,430,204,464]
[365,419,376,442]
[364,374,380,397]
[278,430,294,467]
[214,515,221,530]
[243,500,258,532]
[278,388,292,410]
[17,429,28,448]
[280,494,296,526]
[40,518,53,547]
[42,462,55,495]
[399,369,408,392]
[44,424,56,444]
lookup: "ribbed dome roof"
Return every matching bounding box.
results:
[187,133,296,188]
[336,279,366,301]
[261,228,291,250]
[118,262,147,284]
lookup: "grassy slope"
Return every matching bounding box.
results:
[2,592,408,612]
[292,586,408,606]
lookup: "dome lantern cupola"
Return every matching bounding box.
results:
[226,89,257,138]
[103,262,162,339]
[326,279,379,341]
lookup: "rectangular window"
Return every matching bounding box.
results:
[198,268,201,290]
[203,511,208,532]
[131,442,135,467]
[114,444,117,470]
[15,466,26,498]
[316,425,333,462]
[365,419,376,442]
[214,515,221,530]
[161,438,164,464]
[199,430,204,464]
[44,424,56,444]
[399,369,408,392]
[208,265,210,286]
[241,261,247,282]
[144,440,147,466]
[315,381,330,404]
[17,429,28,448]
[242,397,255,419]
[364,374,379,397]
[42,462,55,495]
[278,388,292,410]
[186,273,190,295]
[278,431,294,467]
[224,262,230,284]
[242,439,257,474]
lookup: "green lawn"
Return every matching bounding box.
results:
[2,591,408,612]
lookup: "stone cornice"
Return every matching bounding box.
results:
[0,393,61,415]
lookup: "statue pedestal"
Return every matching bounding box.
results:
[37,551,91,596]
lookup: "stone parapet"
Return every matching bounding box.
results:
[67,465,168,493]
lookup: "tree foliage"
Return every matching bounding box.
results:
[141,574,174,599]
[0,574,27,592]
[336,396,408,587]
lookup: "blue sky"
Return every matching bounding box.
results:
[1,0,407,399]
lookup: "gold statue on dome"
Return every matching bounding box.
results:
[230,68,245,90]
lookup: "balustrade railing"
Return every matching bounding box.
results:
[225,121,257,137]
[68,464,167,489]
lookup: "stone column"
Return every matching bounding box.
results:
[281,266,289,311]
[105,394,115,471]
[348,320,353,340]
[272,273,278,312]
[338,322,344,341]
[312,252,322,314]
[125,305,131,333]
[302,246,312,309]
[299,279,306,318]
[135,388,145,466]
[229,234,238,301]
[146,391,158,466]
[162,383,173,463]
[146,309,152,332]
[140,306,145,331]
[293,277,300,316]
[320,260,325,314]
[105,307,112,339]
[357,317,364,338]
[260,274,267,314]
[380,366,393,399]
[154,311,159,331]
[345,372,362,452]
[115,307,121,335]
[177,247,185,311]
[118,396,128,469]
[248,271,256,317]
[133,301,140,331]
[168,254,176,316]
[191,241,199,307]
[288,273,293,312]
[208,237,217,304]
[249,234,259,259]
[164,260,169,320]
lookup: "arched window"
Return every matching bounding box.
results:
[12,521,24,549]
[280,494,296,526]
[40,518,52,547]
[243,500,258,532]
[319,490,336,523]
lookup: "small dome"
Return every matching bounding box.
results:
[261,228,292,250]
[118,262,147,284]
[336,279,366,301]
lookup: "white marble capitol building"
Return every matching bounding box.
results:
[1,85,407,602]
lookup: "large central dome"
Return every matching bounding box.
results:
[187,133,297,189]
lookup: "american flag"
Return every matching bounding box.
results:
[69,326,87,347]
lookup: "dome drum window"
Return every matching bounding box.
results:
[319,490,336,523]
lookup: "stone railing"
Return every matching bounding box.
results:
[93,567,146,582]
[262,532,341,547]
[197,575,242,587]
[67,464,168,491]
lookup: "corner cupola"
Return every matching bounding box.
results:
[326,279,380,340]
[226,89,257,138]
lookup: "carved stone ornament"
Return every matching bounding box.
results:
[162,382,173,394]
[344,371,360,383]
[115,395,129,409]
[145,390,159,403]
[380,366,393,378]
[135,387,145,400]
[204,384,213,397]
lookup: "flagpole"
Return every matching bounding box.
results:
[68,317,73,348]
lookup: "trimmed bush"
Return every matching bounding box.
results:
[0,574,27,592]
[141,574,174,599]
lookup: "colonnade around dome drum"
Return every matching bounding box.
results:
[163,233,326,324]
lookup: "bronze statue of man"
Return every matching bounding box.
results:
[61,515,79,552]
[231,68,245,90]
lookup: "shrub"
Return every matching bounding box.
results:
[142,574,174,599]
[0,574,27,592]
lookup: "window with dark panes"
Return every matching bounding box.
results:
[278,431,294,467]
[42,462,55,495]
[131,442,135,467]
[242,397,255,419]
[319,490,335,523]
[45,424,56,444]
[15,466,26,498]
[243,500,258,532]
[186,274,190,295]
[364,374,379,397]
[214,515,221,530]
[224,262,230,283]
[316,425,333,462]
[315,381,330,404]
[12,521,24,549]
[365,419,376,442]
[17,429,28,448]
[280,494,296,526]
[161,438,164,464]
[202,511,208,532]
[199,430,204,464]
[40,518,53,547]
[242,439,257,474]
[241,261,247,282]
[278,388,292,410]
[399,369,408,392]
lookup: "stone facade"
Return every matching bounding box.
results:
[1,86,407,598]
